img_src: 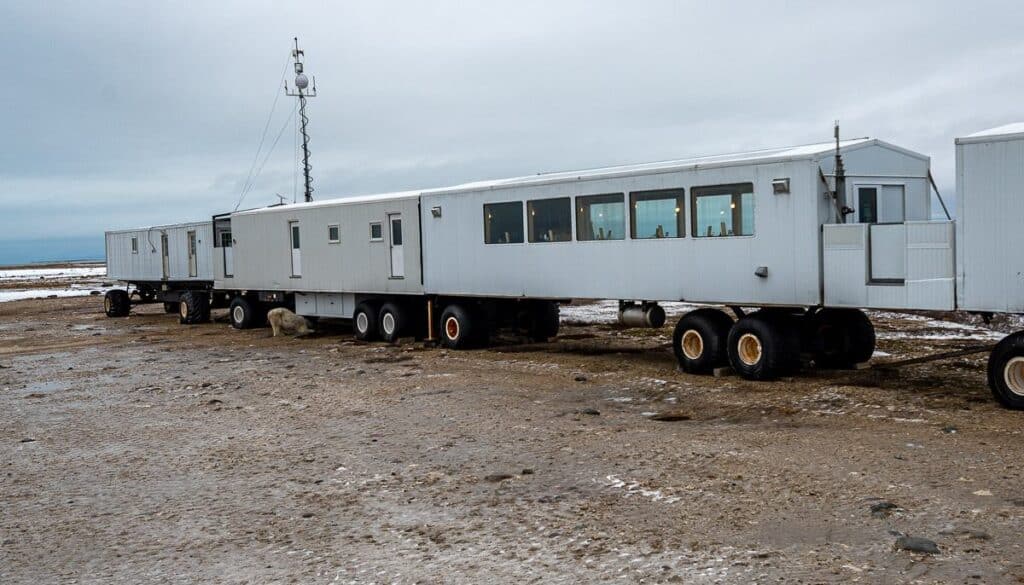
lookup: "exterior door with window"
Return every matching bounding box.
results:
[289,222,302,277]
[187,231,198,277]
[160,233,170,279]
[220,231,234,277]
[388,214,404,278]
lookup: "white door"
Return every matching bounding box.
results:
[160,234,169,279]
[221,231,234,277]
[388,214,404,278]
[187,231,198,277]
[290,222,302,277]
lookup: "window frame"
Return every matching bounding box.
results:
[629,188,686,239]
[690,182,755,238]
[327,224,340,244]
[130,237,139,254]
[483,201,525,245]
[575,192,625,242]
[369,222,383,242]
[526,197,573,244]
[854,183,906,225]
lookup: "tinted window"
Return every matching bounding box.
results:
[630,189,685,238]
[328,225,339,242]
[391,219,403,245]
[527,197,572,243]
[370,222,383,240]
[484,202,524,244]
[576,193,624,241]
[692,183,754,237]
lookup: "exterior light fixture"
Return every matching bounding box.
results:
[772,178,790,194]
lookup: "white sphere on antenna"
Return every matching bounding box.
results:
[295,73,309,89]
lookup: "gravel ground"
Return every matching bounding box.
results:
[2,295,1023,584]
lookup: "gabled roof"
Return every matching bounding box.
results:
[957,123,1024,145]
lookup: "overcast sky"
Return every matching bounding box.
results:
[2,1,1023,241]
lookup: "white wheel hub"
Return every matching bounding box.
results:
[681,329,704,361]
[180,301,189,319]
[232,306,245,324]
[1004,356,1024,397]
[737,333,763,367]
[104,296,112,312]
[356,312,369,334]
[382,313,396,336]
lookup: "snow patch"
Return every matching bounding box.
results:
[0,266,106,281]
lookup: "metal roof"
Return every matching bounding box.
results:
[956,123,1024,145]
[232,136,925,213]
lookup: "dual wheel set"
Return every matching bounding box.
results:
[103,288,209,324]
[351,299,561,349]
[672,307,876,380]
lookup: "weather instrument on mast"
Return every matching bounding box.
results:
[285,37,317,203]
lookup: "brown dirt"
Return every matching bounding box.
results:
[1,296,1023,584]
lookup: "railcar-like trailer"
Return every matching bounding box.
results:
[104,126,1024,409]
[103,221,216,323]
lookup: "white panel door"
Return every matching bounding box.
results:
[187,231,198,277]
[220,231,234,277]
[160,234,169,279]
[388,214,404,278]
[290,222,302,277]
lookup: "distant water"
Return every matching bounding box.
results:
[0,236,104,267]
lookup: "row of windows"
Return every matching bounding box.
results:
[483,183,755,244]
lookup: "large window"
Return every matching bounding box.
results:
[483,202,524,244]
[527,197,572,243]
[630,189,685,239]
[692,183,754,237]
[576,193,624,241]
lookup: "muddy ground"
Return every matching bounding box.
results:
[1,295,1023,584]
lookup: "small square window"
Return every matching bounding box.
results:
[131,237,138,254]
[370,222,383,241]
[328,224,340,243]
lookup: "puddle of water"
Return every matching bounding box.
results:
[21,380,71,394]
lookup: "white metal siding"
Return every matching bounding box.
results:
[422,161,822,305]
[105,222,214,283]
[956,135,1024,313]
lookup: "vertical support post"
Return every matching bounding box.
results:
[426,297,436,343]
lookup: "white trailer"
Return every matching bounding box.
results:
[102,221,216,323]
[105,126,1024,409]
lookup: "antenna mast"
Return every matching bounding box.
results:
[285,38,317,203]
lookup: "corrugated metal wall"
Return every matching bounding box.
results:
[105,222,214,283]
[220,197,424,295]
[956,135,1024,313]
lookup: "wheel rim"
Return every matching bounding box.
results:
[382,313,396,336]
[1004,357,1024,397]
[737,333,763,367]
[180,302,189,319]
[681,329,704,361]
[104,297,112,313]
[232,306,244,324]
[444,316,460,340]
[356,312,368,334]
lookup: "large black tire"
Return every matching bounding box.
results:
[178,291,210,325]
[528,300,560,342]
[104,290,130,317]
[807,309,876,369]
[439,304,476,350]
[229,296,258,329]
[987,332,1024,410]
[378,302,407,343]
[353,301,379,341]
[673,309,733,374]
[163,302,178,314]
[727,312,800,381]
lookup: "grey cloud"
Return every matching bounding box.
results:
[1,0,1022,241]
